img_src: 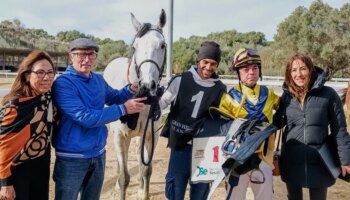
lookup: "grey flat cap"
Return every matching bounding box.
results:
[69,38,99,52]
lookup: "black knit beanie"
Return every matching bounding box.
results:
[197,41,221,63]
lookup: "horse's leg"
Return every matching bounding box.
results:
[136,136,152,200]
[113,127,131,200]
[136,122,160,200]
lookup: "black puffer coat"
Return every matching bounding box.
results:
[273,67,350,188]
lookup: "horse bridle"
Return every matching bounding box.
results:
[129,23,167,81]
[128,23,166,166]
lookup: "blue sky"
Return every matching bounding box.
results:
[0,0,348,44]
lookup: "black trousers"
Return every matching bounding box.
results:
[286,183,328,200]
[11,148,51,200]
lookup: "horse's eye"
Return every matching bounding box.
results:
[161,43,166,49]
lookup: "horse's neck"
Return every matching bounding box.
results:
[127,56,139,84]
[103,57,133,90]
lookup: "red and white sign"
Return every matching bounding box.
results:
[191,136,226,183]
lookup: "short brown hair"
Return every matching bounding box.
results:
[1,50,54,105]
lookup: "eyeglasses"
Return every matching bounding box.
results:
[31,70,56,78]
[71,52,98,60]
[248,168,265,184]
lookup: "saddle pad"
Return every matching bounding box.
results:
[191,136,226,183]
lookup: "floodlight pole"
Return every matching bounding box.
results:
[166,0,174,80]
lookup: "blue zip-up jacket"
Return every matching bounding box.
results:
[52,66,134,158]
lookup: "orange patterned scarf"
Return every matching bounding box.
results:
[0,92,54,182]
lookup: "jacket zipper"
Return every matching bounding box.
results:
[302,95,308,187]
[303,112,307,186]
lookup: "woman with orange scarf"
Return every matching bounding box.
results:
[0,50,56,200]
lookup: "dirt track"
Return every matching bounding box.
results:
[1,80,348,200]
[49,133,350,200]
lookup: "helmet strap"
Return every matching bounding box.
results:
[258,64,262,81]
[236,69,243,93]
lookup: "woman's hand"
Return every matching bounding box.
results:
[0,185,16,200]
[130,82,139,93]
[341,165,350,176]
[124,97,147,114]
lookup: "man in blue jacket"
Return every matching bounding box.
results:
[52,38,146,200]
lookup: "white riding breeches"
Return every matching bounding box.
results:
[226,161,273,200]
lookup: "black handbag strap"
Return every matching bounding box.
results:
[275,128,282,151]
[276,93,288,152]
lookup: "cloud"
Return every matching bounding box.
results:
[0,0,348,43]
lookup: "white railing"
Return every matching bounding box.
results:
[2,71,349,83]
[1,69,348,90]
[1,72,348,95]
[219,75,350,82]
[0,71,17,83]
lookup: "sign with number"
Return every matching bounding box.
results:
[191,136,226,183]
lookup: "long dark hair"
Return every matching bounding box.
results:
[1,50,54,105]
[285,53,316,103]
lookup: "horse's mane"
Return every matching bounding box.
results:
[127,23,163,61]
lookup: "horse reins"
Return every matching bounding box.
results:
[128,23,166,166]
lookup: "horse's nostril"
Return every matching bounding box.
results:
[141,85,148,92]
[151,81,156,90]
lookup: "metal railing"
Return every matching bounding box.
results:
[1,71,349,87]
[219,74,350,82]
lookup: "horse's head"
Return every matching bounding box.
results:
[130,9,166,97]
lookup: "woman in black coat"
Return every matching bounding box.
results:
[273,53,350,200]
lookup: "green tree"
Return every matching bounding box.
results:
[56,30,86,42]
[95,40,128,71]
[272,0,350,77]
[28,28,54,39]
[172,30,267,74]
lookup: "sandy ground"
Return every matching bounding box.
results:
[1,79,348,200]
[47,132,350,200]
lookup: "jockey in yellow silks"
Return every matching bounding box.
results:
[212,85,280,165]
[210,48,280,200]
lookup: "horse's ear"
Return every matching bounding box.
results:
[131,12,142,32]
[158,9,166,28]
